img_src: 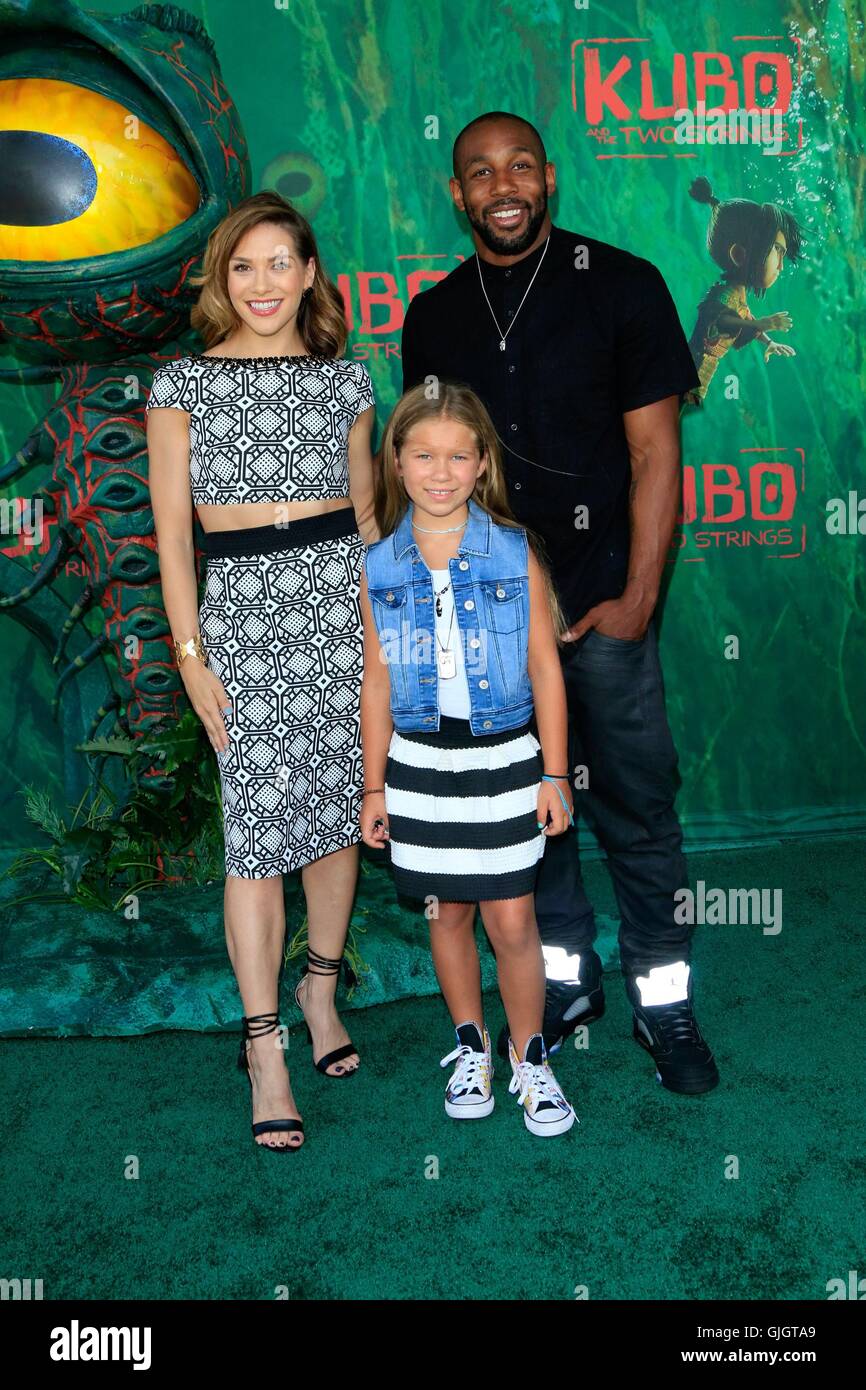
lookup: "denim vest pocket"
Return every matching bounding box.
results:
[476,578,529,705]
[368,584,410,708]
[480,577,527,634]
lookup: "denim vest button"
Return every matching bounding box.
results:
[469,638,480,649]
[386,591,394,601]
[479,679,489,689]
[496,587,505,598]
[458,560,469,570]
[464,599,475,610]
[483,720,492,729]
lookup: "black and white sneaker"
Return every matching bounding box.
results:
[626,962,719,1095]
[439,1021,494,1119]
[507,1033,577,1136]
[496,947,605,1060]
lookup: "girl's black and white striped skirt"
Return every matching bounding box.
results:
[384,717,546,903]
[198,509,364,879]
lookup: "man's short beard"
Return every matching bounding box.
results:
[466,195,548,256]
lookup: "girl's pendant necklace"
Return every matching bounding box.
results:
[435,599,457,679]
[437,646,457,680]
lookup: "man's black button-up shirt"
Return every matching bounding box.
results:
[401,224,699,627]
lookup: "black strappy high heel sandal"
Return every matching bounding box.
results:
[237,1011,304,1151]
[293,948,360,1078]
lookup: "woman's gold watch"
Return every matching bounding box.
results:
[173,633,208,667]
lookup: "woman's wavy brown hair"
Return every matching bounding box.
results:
[188,191,347,358]
[376,381,567,638]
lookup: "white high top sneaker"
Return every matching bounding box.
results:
[508,1032,577,1136]
[439,1021,495,1119]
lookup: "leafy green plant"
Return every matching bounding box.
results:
[1,711,224,908]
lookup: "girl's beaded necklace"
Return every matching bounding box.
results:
[411,517,468,534]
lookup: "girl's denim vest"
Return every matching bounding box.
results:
[364,500,534,736]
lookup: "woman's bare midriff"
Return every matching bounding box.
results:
[196,497,354,533]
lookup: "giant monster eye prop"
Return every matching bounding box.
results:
[0,78,199,260]
[0,0,249,838]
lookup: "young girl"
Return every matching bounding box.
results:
[359,383,577,1137]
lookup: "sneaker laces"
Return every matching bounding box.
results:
[439,1042,490,1095]
[508,1058,566,1111]
[651,998,702,1046]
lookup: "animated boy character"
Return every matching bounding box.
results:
[684,176,804,405]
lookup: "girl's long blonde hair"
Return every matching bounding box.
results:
[189,191,347,358]
[376,381,567,638]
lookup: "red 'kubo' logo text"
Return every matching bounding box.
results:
[572,35,803,158]
[672,448,806,560]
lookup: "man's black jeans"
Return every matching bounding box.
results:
[533,621,692,979]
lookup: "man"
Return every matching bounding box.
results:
[401,111,718,1094]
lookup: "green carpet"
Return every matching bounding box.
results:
[0,848,619,1037]
[1,834,862,1300]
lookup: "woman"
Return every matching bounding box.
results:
[146,191,377,1152]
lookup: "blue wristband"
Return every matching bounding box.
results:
[541,774,575,827]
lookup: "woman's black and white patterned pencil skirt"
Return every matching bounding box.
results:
[198,509,365,878]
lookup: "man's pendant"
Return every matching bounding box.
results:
[499,339,506,351]
[437,649,456,679]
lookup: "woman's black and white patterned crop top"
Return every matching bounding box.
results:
[145,353,375,505]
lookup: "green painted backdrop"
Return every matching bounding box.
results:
[0,0,863,851]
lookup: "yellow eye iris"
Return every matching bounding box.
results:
[0,77,200,261]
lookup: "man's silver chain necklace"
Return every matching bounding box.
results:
[476,232,597,479]
[476,233,551,351]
